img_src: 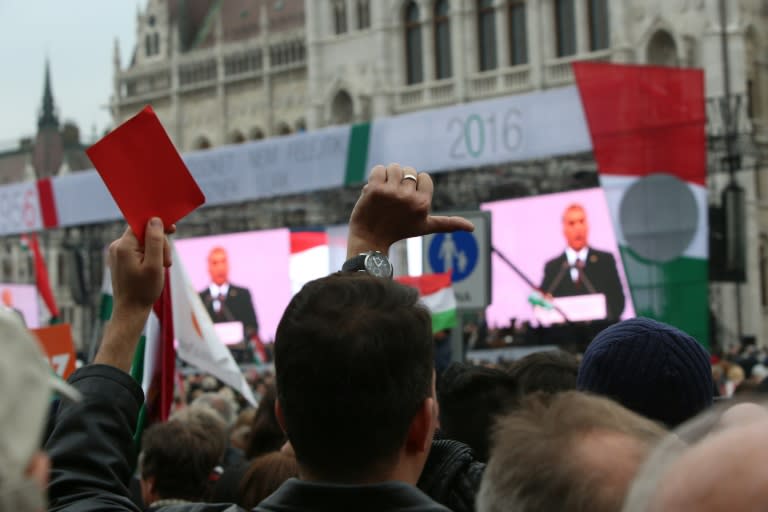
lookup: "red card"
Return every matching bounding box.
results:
[87,106,205,243]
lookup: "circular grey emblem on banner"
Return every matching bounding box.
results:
[619,173,698,263]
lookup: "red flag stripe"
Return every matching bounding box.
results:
[290,231,328,254]
[149,269,176,423]
[396,273,452,297]
[573,62,706,186]
[28,233,60,318]
[36,178,59,229]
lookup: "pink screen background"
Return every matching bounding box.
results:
[174,229,292,343]
[0,284,40,328]
[482,188,635,328]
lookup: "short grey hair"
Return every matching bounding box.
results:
[190,392,238,427]
[477,392,666,512]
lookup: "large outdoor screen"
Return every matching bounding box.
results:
[482,188,635,329]
[174,229,292,344]
[0,283,39,328]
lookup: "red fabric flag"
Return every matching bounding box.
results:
[22,233,60,320]
[145,269,176,423]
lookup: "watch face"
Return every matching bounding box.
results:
[364,252,393,278]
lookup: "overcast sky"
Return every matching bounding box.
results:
[0,0,146,145]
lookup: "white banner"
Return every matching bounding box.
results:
[0,182,43,236]
[366,86,591,174]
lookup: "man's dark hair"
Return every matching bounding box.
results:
[140,419,226,501]
[275,273,434,480]
[509,350,579,397]
[437,363,518,462]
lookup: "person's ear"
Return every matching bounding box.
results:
[275,399,287,433]
[405,397,436,454]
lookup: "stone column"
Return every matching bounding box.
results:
[495,0,510,69]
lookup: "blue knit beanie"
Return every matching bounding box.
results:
[577,317,713,427]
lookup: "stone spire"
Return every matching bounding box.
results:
[38,59,59,130]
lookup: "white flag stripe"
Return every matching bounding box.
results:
[420,287,456,314]
[170,241,257,406]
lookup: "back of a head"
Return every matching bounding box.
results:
[437,363,518,461]
[0,310,76,511]
[275,273,434,481]
[577,318,713,427]
[245,383,286,459]
[238,451,299,509]
[141,419,227,502]
[171,404,229,449]
[510,349,579,396]
[478,391,666,512]
[191,391,238,427]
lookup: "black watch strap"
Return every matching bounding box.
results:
[341,254,367,272]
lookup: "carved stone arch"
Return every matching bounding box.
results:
[324,78,358,126]
[331,90,355,125]
[646,29,679,67]
[637,19,682,67]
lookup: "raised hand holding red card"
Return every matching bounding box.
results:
[86,106,205,243]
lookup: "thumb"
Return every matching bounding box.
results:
[144,218,165,268]
[423,215,475,235]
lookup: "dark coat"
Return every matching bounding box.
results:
[540,247,625,320]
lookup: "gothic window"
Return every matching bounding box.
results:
[434,0,452,79]
[404,1,423,84]
[587,0,609,51]
[145,32,160,57]
[509,0,527,65]
[332,90,354,125]
[478,0,497,71]
[646,30,678,67]
[334,1,348,35]
[357,0,371,29]
[554,0,576,57]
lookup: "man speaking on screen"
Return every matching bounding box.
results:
[539,204,625,320]
[199,246,260,362]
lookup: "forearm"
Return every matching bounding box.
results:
[93,306,151,373]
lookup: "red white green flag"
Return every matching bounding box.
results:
[396,273,457,333]
[574,62,708,346]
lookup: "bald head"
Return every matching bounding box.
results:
[652,419,768,511]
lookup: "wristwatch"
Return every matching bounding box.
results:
[341,251,394,279]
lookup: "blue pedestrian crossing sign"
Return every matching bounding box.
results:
[422,211,490,310]
[428,232,478,283]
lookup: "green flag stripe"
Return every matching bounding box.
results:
[99,294,113,322]
[432,309,457,333]
[619,248,709,348]
[344,123,371,186]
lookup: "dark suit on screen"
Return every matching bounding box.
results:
[199,284,260,346]
[540,248,625,320]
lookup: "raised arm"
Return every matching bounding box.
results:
[46,219,172,512]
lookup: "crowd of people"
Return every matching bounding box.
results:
[4,164,768,511]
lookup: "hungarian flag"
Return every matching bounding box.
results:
[21,233,60,322]
[574,62,708,346]
[396,273,457,333]
[169,241,256,406]
[290,231,330,294]
[141,268,176,424]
